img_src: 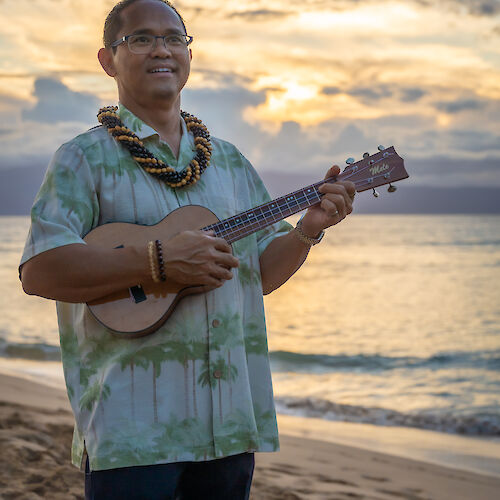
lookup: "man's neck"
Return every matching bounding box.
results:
[120,97,183,158]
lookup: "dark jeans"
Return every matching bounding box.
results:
[84,453,255,500]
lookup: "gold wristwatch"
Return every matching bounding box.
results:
[294,216,324,246]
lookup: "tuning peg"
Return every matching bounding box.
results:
[388,184,397,193]
[363,152,369,158]
[346,157,355,164]
[372,189,380,198]
[377,145,385,151]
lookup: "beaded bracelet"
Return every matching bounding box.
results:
[155,240,167,282]
[147,241,161,283]
[294,217,325,246]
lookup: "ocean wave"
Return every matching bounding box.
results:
[269,350,500,374]
[2,339,499,373]
[0,340,61,361]
[275,396,500,436]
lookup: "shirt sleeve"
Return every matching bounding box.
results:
[238,152,293,257]
[20,141,99,267]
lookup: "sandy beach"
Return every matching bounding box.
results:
[1,373,500,500]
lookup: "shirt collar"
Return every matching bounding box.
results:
[117,103,195,167]
[118,103,169,140]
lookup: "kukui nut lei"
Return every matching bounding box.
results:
[97,106,212,188]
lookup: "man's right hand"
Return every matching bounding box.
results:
[20,231,239,304]
[162,230,239,289]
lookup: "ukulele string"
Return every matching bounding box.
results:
[204,183,325,243]
[205,151,396,244]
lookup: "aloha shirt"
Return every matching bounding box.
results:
[20,104,292,471]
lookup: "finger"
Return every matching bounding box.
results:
[211,236,233,254]
[215,252,239,269]
[324,164,341,179]
[320,188,351,213]
[341,181,356,200]
[320,184,353,213]
[320,197,343,218]
[210,264,234,281]
[318,182,350,195]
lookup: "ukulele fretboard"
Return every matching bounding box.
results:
[203,179,333,244]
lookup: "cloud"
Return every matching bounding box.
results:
[330,124,371,157]
[321,84,426,104]
[450,129,500,153]
[282,0,500,17]
[458,0,500,16]
[0,77,102,170]
[321,86,341,95]
[413,0,500,16]
[182,82,267,155]
[347,86,394,102]
[434,98,484,114]
[192,68,253,87]
[226,9,293,21]
[22,77,100,124]
[400,88,426,102]
[0,67,498,195]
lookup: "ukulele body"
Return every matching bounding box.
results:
[84,205,221,338]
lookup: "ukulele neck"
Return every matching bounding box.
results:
[203,177,335,244]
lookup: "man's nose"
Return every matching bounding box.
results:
[151,36,172,56]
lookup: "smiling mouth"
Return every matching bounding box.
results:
[149,68,173,74]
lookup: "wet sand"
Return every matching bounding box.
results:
[1,373,499,499]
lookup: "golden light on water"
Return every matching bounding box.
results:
[264,216,500,360]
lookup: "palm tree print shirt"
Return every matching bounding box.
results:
[20,104,292,471]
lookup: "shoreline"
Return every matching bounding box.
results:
[2,360,500,477]
[1,373,500,499]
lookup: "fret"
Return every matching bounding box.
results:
[203,180,330,244]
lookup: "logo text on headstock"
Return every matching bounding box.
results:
[369,163,389,176]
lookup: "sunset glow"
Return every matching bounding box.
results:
[0,0,498,185]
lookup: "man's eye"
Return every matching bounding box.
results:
[167,35,184,44]
[131,35,152,45]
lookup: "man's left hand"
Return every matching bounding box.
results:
[299,165,356,237]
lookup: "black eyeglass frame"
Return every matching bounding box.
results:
[110,34,194,52]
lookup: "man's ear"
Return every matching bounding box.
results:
[189,48,192,61]
[98,48,117,77]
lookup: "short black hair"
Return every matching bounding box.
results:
[103,0,187,48]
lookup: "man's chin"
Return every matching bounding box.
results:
[149,87,182,104]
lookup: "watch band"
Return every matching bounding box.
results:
[294,218,324,246]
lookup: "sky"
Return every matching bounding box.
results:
[0,0,499,190]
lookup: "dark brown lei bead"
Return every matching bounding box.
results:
[97,106,212,188]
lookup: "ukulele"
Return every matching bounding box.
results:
[84,146,408,337]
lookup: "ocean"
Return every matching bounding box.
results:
[1,214,500,450]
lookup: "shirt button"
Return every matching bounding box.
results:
[213,370,222,379]
[212,319,220,328]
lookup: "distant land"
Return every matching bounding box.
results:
[1,164,499,215]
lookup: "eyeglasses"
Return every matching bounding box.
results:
[111,33,193,54]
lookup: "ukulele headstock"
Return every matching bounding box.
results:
[340,146,408,195]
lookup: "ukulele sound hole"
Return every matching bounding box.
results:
[130,285,147,304]
[113,244,147,304]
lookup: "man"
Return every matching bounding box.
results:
[20,1,355,498]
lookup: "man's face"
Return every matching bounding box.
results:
[108,0,191,108]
